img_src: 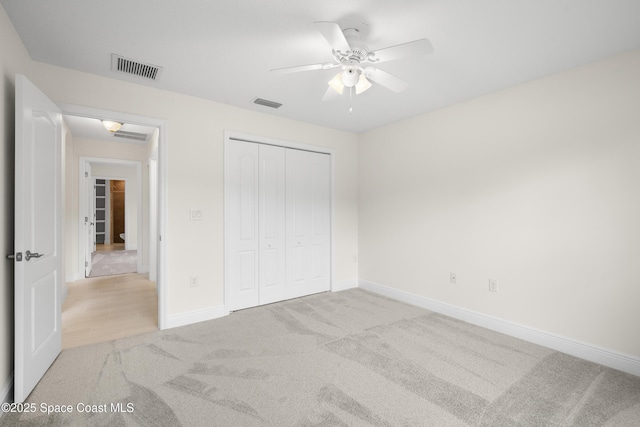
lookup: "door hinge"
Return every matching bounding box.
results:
[85,261,89,267]
[85,171,89,177]
[85,216,88,223]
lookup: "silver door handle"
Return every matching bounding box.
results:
[25,250,43,261]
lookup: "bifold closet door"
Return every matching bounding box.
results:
[227,140,330,311]
[286,149,331,299]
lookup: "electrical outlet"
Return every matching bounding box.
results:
[489,278,498,293]
[190,276,199,288]
[450,272,457,284]
[190,208,203,221]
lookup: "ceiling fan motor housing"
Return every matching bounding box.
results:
[341,60,361,87]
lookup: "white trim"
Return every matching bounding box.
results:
[359,279,640,378]
[332,279,358,292]
[165,305,228,329]
[223,131,336,313]
[1,372,12,406]
[59,103,168,331]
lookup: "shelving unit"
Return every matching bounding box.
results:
[94,179,108,244]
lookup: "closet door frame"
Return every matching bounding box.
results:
[223,131,335,313]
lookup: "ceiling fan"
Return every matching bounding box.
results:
[271,22,433,103]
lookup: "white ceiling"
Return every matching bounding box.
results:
[63,114,157,144]
[3,0,640,133]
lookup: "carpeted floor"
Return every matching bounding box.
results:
[89,250,137,278]
[7,289,640,426]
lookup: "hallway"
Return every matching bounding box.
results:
[62,273,157,349]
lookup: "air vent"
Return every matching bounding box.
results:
[111,54,163,80]
[252,97,282,109]
[113,130,148,142]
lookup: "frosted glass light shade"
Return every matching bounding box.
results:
[355,74,372,94]
[328,73,344,94]
[102,120,122,132]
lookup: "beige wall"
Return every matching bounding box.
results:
[0,5,32,401]
[359,48,640,358]
[27,60,360,318]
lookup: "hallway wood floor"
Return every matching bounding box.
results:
[62,273,158,349]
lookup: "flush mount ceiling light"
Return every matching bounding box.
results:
[102,120,122,133]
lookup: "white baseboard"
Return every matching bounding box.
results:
[359,279,640,378]
[165,305,228,329]
[332,279,358,292]
[1,372,12,406]
[66,272,83,282]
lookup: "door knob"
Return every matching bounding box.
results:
[25,250,43,261]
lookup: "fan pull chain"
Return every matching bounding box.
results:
[349,86,353,114]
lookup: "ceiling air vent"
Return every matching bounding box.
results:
[111,54,163,81]
[113,130,148,142]
[252,97,282,109]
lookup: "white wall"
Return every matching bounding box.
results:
[359,48,640,359]
[0,5,32,404]
[28,61,360,319]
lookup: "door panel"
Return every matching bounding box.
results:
[286,150,330,299]
[14,75,62,403]
[84,162,93,277]
[227,141,259,311]
[308,153,331,293]
[32,273,57,351]
[258,144,285,304]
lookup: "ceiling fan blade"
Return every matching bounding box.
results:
[365,67,409,92]
[314,21,351,53]
[322,85,339,101]
[368,38,433,63]
[270,62,338,74]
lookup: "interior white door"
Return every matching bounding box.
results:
[226,141,260,311]
[13,75,63,403]
[286,149,331,299]
[258,144,286,305]
[84,162,94,277]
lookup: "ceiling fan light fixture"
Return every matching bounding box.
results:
[341,67,360,87]
[328,73,344,94]
[102,120,122,133]
[355,74,372,94]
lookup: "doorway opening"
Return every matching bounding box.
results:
[60,104,167,348]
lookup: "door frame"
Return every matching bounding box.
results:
[60,103,168,329]
[223,130,336,312]
[79,162,140,272]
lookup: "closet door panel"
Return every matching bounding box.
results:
[286,149,330,299]
[227,141,259,311]
[259,144,286,305]
[286,150,310,298]
[308,152,331,292]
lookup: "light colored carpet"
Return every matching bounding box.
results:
[89,250,137,278]
[8,289,640,426]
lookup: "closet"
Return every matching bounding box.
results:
[226,139,331,311]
